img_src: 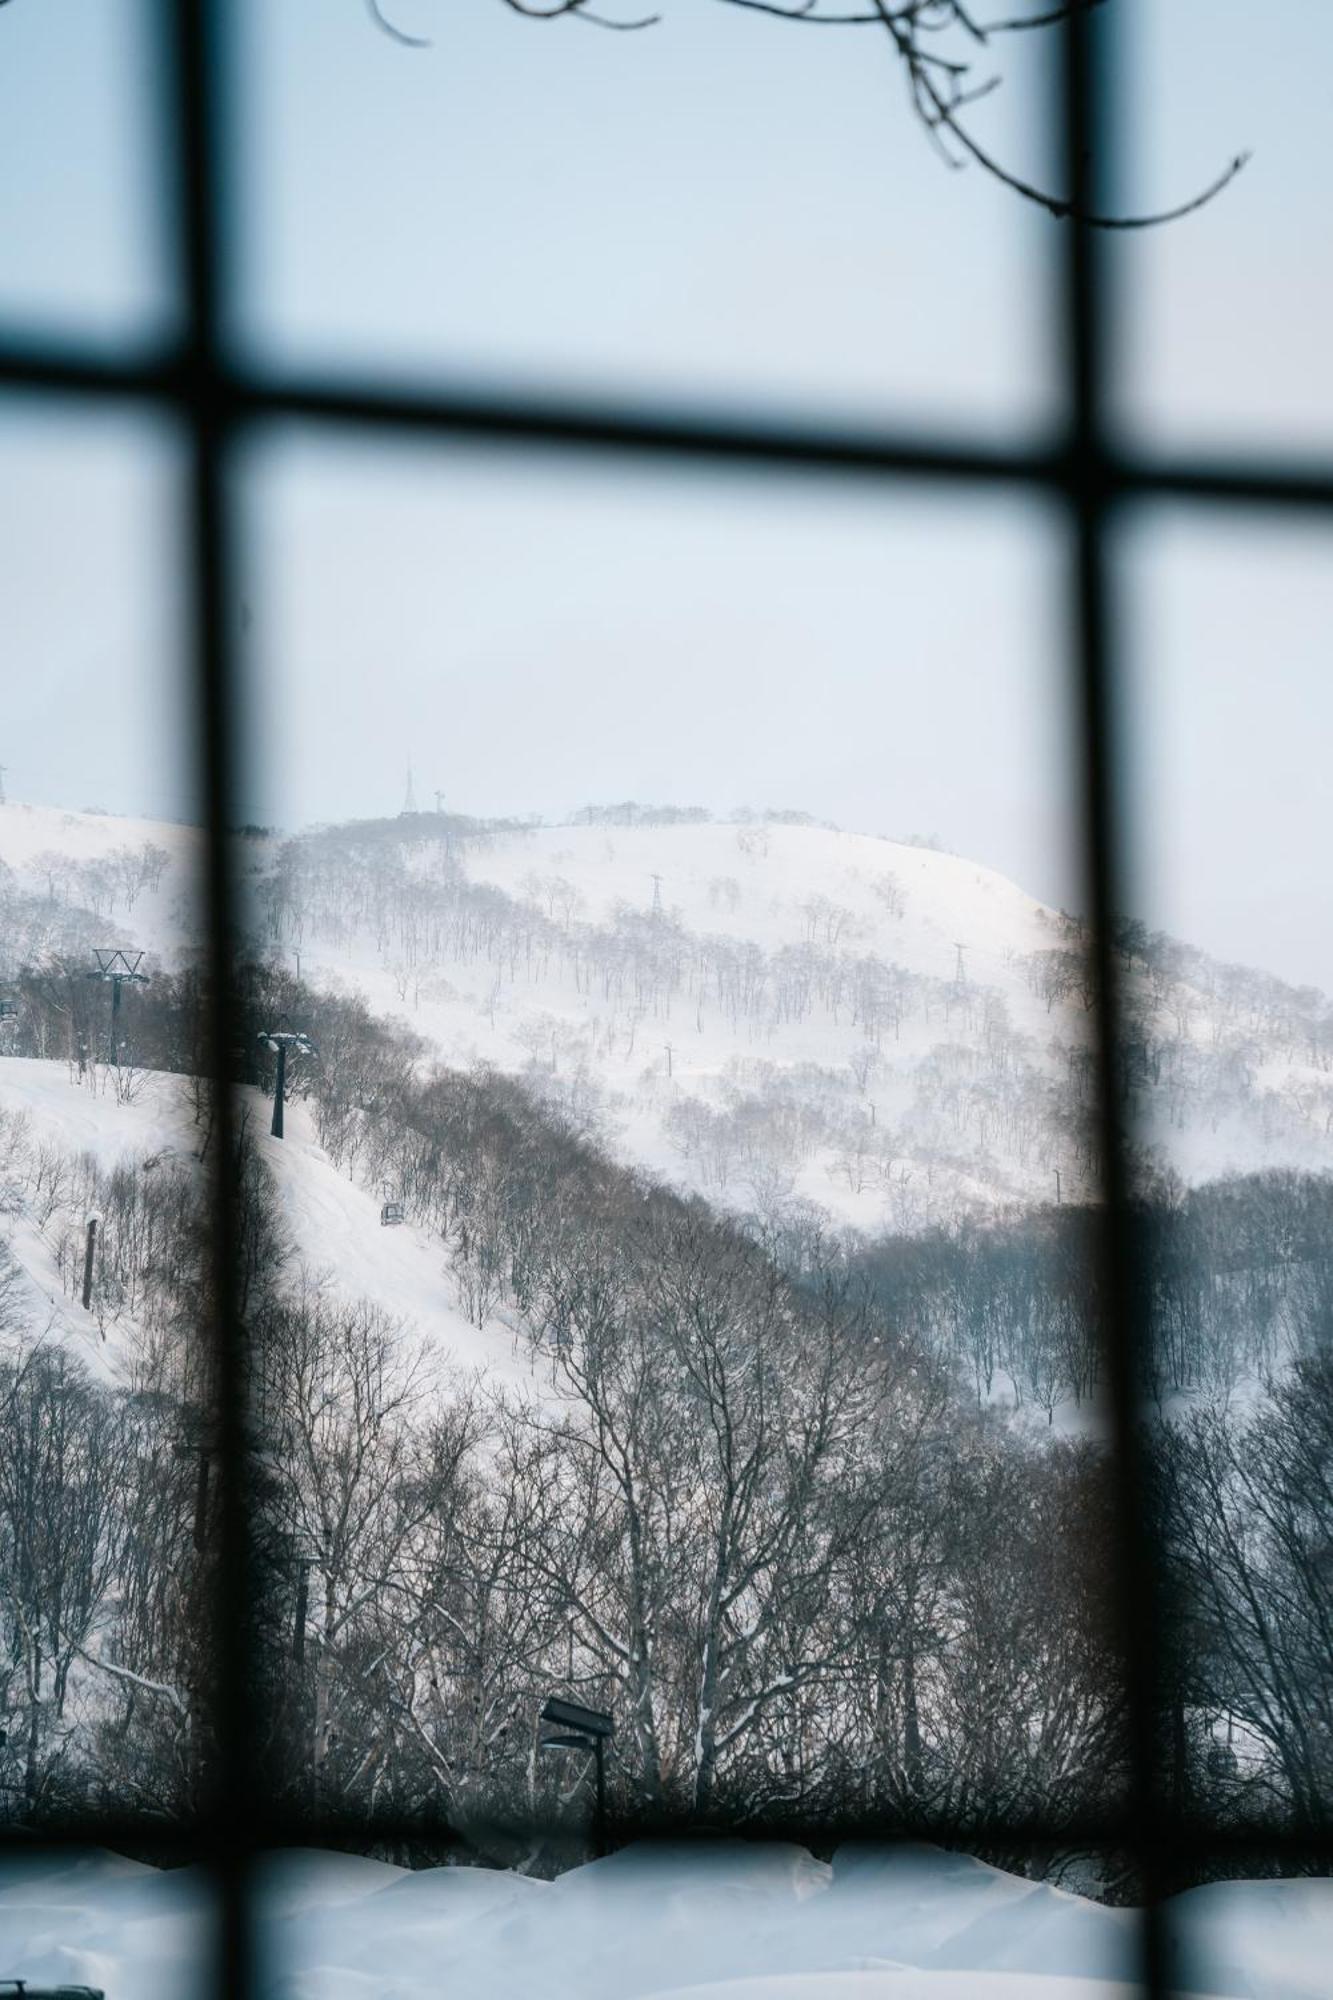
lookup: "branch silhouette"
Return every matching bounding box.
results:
[364,0,1246,228]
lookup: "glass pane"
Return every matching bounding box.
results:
[1120,514,1333,1905]
[0,1848,220,1999]
[0,402,211,1826]
[239,438,1075,893]
[1,404,194,824]
[231,1,1057,438]
[1121,513,1333,1058]
[1166,1870,1333,2000]
[258,1838,1150,1994]
[1114,0,1333,455]
[234,434,1128,1852]
[0,0,174,348]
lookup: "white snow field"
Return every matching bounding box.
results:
[0,1056,526,1390]
[0,1840,1329,2000]
[6,800,1332,1239]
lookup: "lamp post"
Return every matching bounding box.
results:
[81,1215,99,1311]
[539,1695,614,1857]
[172,1425,220,1552]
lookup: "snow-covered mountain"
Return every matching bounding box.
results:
[3,802,1328,1868]
[4,798,1332,1241]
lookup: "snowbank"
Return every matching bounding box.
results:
[0,1841,1328,2000]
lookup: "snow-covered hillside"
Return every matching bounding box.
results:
[5,799,1333,1238]
[0,1054,525,1390]
[0,798,204,964]
[3,806,1329,1916]
[1,1840,1328,2000]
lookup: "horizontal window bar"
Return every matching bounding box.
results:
[13,1807,1329,1857]
[3,339,1333,510]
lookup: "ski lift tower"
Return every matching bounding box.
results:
[87,949,149,1065]
[257,1022,317,1139]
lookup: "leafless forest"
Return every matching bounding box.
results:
[1,928,1329,1883]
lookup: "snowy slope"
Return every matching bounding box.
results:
[0,1056,525,1389]
[250,1091,531,1392]
[272,817,1091,1229]
[1,1840,1329,2000]
[0,798,204,966]
[0,1057,205,1384]
[6,801,1332,1236]
[238,810,1333,1224]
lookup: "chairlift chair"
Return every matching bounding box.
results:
[380,1199,405,1226]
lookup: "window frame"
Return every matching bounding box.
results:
[1,7,1331,1998]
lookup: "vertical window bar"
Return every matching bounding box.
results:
[1059,11,1165,1997]
[163,5,252,1996]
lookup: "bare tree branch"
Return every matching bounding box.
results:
[981,3,1107,37]
[62,1636,189,1716]
[572,7,664,27]
[365,0,433,45]
[359,0,1247,230]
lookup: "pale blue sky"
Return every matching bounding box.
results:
[0,1,1329,986]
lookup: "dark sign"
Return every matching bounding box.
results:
[540,1695,614,1740]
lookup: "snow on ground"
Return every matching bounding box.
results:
[7,803,1333,1239]
[0,799,205,966]
[468,822,1048,984]
[0,1057,205,1384]
[299,819,1091,1226]
[10,800,1328,1240]
[0,1841,1328,2000]
[0,1057,528,1392]
[250,1091,533,1393]
[393,819,1333,1202]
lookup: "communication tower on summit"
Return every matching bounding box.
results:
[400,764,418,815]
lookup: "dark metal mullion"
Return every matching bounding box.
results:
[164,7,253,2000]
[1059,11,1168,1999]
[5,340,1333,513]
[7,1802,1328,1858]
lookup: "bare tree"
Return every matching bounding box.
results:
[1161,1359,1333,1828]
[501,1205,942,1815]
[0,1347,131,1811]
[256,1279,435,1806]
